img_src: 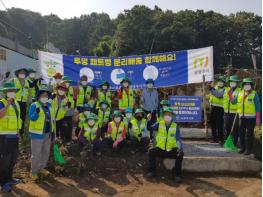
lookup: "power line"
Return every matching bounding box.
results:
[0,0,8,11]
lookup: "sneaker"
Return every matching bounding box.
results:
[31,173,39,181]
[9,178,21,185]
[2,183,11,192]
[174,176,182,183]
[66,142,71,146]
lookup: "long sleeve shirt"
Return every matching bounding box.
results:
[210,88,225,98]
[141,88,159,112]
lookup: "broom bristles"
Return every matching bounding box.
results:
[224,134,239,152]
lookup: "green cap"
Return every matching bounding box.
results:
[120,77,131,84]
[229,75,239,82]
[99,100,109,107]
[15,68,28,77]
[36,87,51,99]
[87,113,98,120]
[163,107,174,115]
[0,82,19,92]
[134,108,144,115]
[218,75,226,83]
[28,68,36,73]
[113,110,122,117]
[241,77,254,87]
[160,100,169,105]
[100,80,110,87]
[62,76,72,83]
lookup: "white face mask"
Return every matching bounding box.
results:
[40,97,48,104]
[123,82,129,88]
[101,104,107,109]
[55,79,62,84]
[29,73,35,79]
[65,83,70,88]
[229,82,237,88]
[19,73,25,79]
[81,81,88,86]
[217,81,224,87]
[147,83,153,88]
[126,113,132,118]
[243,85,251,91]
[6,92,16,99]
[58,90,65,96]
[114,117,121,123]
[102,85,108,90]
[164,115,172,122]
[88,119,95,126]
[84,111,90,116]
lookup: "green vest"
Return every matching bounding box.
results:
[83,122,99,141]
[14,77,30,102]
[156,120,177,151]
[67,86,75,108]
[27,78,36,98]
[223,87,241,113]
[96,90,111,108]
[29,102,54,134]
[130,118,148,141]
[78,112,87,129]
[109,121,125,141]
[118,88,134,110]
[237,90,257,117]
[209,86,225,107]
[98,108,110,127]
[52,96,68,121]
[76,85,93,107]
[0,98,22,135]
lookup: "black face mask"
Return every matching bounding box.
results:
[136,116,142,120]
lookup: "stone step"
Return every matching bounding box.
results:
[181,128,212,139]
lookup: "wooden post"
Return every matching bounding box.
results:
[202,74,208,140]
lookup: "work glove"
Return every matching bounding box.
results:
[36,108,40,114]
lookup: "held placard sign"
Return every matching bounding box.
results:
[169,96,202,122]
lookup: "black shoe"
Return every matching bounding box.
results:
[238,149,245,154]
[174,176,182,183]
[244,151,251,155]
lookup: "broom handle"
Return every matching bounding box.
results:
[230,113,238,135]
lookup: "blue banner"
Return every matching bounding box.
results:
[169,96,202,122]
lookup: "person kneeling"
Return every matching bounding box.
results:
[147,107,184,183]
[78,113,102,156]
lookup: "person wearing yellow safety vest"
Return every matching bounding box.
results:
[96,80,112,109]
[78,113,102,156]
[222,75,241,145]
[28,87,53,181]
[106,110,126,150]
[147,107,184,183]
[52,73,63,94]
[76,75,95,109]
[123,107,133,133]
[232,78,261,155]
[0,82,22,192]
[52,81,71,144]
[128,108,150,151]
[97,100,111,138]
[76,104,92,137]
[26,69,38,101]
[209,75,227,144]
[13,68,30,136]
[117,77,134,112]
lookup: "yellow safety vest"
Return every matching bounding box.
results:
[209,86,225,108]
[98,109,110,127]
[51,96,68,121]
[83,122,99,141]
[78,112,87,129]
[27,78,36,98]
[223,87,241,113]
[96,90,111,108]
[118,88,134,110]
[14,77,30,102]
[0,98,22,135]
[29,102,54,134]
[130,118,148,141]
[156,120,177,151]
[76,86,93,107]
[237,90,257,117]
[109,121,125,141]
[67,86,75,108]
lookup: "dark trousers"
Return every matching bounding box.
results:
[100,124,108,138]
[239,117,256,152]
[104,138,126,150]
[210,106,224,141]
[18,101,27,135]
[148,147,184,176]
[0,136,19,186]
[224,113,239,145]
[130,137,150,148]
[55,119,64,139]
[62,116,73,143]
[143,110,157,139]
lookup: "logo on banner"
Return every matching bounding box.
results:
[143,65,159,80]
[194,57,209,68]
[80,67,95,82]
[111,69,126,85]
[43,60,61,77]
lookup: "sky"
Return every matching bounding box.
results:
[0,0,262,19]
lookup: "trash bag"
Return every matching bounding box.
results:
[53,143,65,165]
[224,134,239,152]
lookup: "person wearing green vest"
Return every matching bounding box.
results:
[97,100,111,138]
[223,75,241,145]
[76,103,92,137]
[52,81,71,144]
[78,113,102,156]
[209,75,227,144]
[158,100,169,120]
[96,80,112,109]
[232,78,261,155]
[13,68,29,136]
[29,87,53,181]
[128,108,150,150]
[0,82,22,192]
[106,110,126,149]
[26,68,38,101]
[52,72,63,94]
[62,76,75,107]
[117,77,134,112]
[123,107,133,135]
[147,107,183,183]
[76,75,94,109]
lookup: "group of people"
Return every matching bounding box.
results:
[0,68,184,192]
[209,75,261,155]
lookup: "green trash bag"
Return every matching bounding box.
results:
[53,143,65,165]
[224,134,239,152]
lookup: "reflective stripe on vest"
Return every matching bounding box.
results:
[223,87,241,113]
[52,97,68,121]
[156,120,177,151]
[29,102,54,134]
[118,88,134,109]
[14,77,29,102]
[76,86,92,106]
[110,121,125,141]
[97,90,111,108]
[0,98,21,135]
[209,86,225,107]
[237,90,256,117]
[83,122,98,141]
[98,109,110,127]
[130,118,147,141]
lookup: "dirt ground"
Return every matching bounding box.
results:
[0,141,261,197]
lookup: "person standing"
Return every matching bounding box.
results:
[76,75,94,108]
[96,80,112,109]
[26,69,38,102]
[117,77,134,112]
[0,82,22,192]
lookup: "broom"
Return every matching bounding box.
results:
[223,113,239,152]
